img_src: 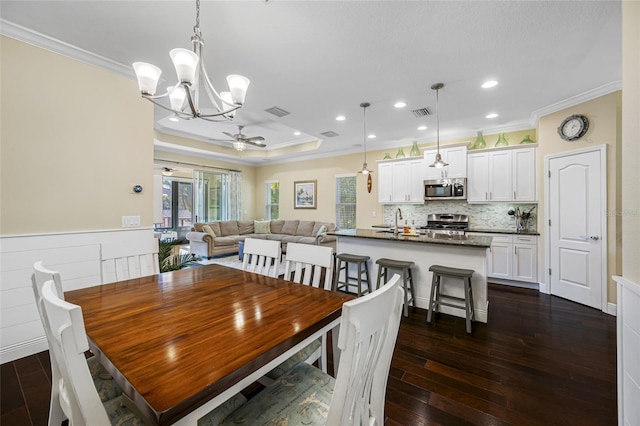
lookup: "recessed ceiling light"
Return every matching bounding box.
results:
[293,131,301,136]
[368,134,376,139]
[336,115,346,121]
[169,116,179,122]
[481,80,498,89]
[486,113,499,119]
[417,125,428,130]
[394,101,407,108]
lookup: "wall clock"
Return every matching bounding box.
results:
[558,114,589,141]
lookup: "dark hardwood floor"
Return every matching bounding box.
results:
[1,284,617,425]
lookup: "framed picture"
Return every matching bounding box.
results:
[294,180,317,209]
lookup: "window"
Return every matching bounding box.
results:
[336,175,356,229]
[158,177,193,230]
[265,181,280,219]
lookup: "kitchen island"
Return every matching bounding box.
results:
[329,229,492,322]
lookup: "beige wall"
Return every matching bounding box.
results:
[254,152,381,226]
[1,36,154,235]
[537,91,622,303]
[622,1,640,284]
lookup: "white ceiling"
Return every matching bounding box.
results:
[1,1,622,166]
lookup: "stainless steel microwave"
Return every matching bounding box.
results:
[424,178,466,201]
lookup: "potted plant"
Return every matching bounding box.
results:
[158,239,196,273]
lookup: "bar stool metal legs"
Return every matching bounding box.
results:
[334,253,371,297]
[426,265,475,333]
[375,258,415,317]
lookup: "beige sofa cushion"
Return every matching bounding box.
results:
[219,221,239,236]
[281,220,299,236]
[237,221,254,235]
[296,221,315,237]
[212,236,237,246]
[269,220,285,234]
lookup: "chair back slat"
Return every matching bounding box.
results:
[242,238,281,278]
[326,274,404,426]
[283,243,334,290]
[39,280,111,425]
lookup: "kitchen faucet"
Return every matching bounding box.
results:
[394,208,403,236]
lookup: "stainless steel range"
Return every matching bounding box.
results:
[420,213,469,236]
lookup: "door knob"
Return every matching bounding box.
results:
[579,235,600,240]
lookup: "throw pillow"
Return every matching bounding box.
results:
[317,224,328,235]
[254,220,271,234]
[202,224,216,238]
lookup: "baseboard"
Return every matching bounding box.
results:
[0,336,48,364]
[606,302,617,316]
[488,278,540,290]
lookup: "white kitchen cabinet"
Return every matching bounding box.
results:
[474,233,538,283]
[467,146,536,203]
[378,157,426,204]
[378,162,393,203]
[424,145,467,180]
[512,147,536,202]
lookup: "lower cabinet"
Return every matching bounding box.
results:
[475,233,537,283]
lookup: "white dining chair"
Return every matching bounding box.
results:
[259,243,335,384]
[38,278,247,426]
[32,261,122,426]
[219,274,404,426]
[241,238,281,277]
[283,242,334,290]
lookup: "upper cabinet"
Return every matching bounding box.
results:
[424,145,467,179]
[377,157,426,204]
[467,146,536,203]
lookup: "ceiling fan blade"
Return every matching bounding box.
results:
[245,136,265,142]
[222,131,236,139]
[246,140,267,147]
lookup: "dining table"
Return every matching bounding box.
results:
[64,264,354,425]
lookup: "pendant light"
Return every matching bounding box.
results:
[358,102,373,175]
[429,83,448,168]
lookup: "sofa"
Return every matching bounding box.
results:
[186,219,337,259]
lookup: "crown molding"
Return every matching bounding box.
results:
[529,80,622,125]
[0,19,134,79]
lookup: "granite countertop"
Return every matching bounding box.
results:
[466,228,540,236]
[329,229,492,248]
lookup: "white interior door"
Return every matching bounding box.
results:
[548,148,606,309]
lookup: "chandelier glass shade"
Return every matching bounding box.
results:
[429,83,449,169]
[232,141,246,152]
[132,0,249,122]
[358,102,373,175]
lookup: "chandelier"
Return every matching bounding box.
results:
[429,83,449,168]
[132,0,250,122]
[358,102,373,175]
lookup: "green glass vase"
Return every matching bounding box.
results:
[409,141,421,157]
[395,147,406,158]
[383,152,392,160]
[495,133,509,147]
[520,135,536,144]
[472,131,486,150]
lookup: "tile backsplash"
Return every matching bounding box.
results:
[382,201,538,232]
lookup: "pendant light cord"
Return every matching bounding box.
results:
[363,104,367,163]
[435,87,440,150]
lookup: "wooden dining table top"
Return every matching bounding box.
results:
[65,264,354,425]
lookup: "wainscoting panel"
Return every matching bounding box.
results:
[0,228,156,363]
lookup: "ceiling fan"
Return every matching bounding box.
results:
[213,125,266,151]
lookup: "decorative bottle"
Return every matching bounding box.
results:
[383,152,392,160]
[520,135,536,144]
[395,147,406,158]
[409,141,421,157]
[471,131,487,150]
[495,133,509,147]
[403,220,409,234]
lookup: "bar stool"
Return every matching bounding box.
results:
[426,265,475,333]
[334,253,371,297]
[375,258,415,317]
